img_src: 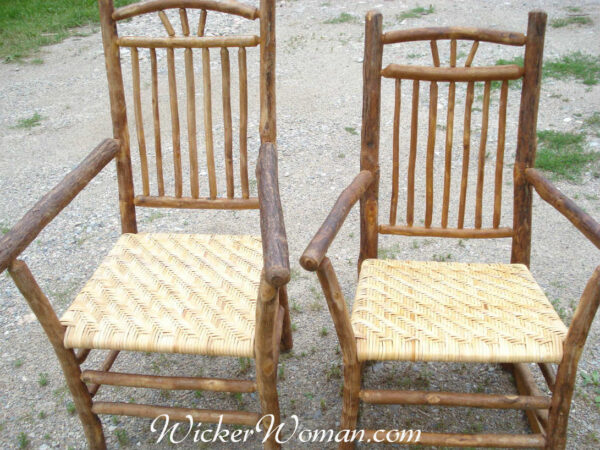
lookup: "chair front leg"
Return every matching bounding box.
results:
[9,260,106,449]
[278,286,293,352]
[255,275,282,450]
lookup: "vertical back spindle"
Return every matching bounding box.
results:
[430,40,440,67]
[493,80,509,228]
[158,11,176,36]
[239,47,250,198]
[202,48,217,198]
[167,47,182,198]
[389,79,401,225]
[465,41,479,67]
[458,81,475,228]
[198,9,207,36]
[221,48,234,198]
[475,80,491,229]
[425,81,438,227]
[406,80,419,227]
[150,49,165,196]
[130,47,150,196]
[442,40,457,228]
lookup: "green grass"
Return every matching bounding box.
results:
[324,12,357,24]
[585,112,600,137]
[544,52,600,85]
[38,372,49,387]
[397,4,434,21]
[551,16,592,28]
[344,126,358,135]
[0,0,137,62]
[12,113,43,129]
[535,130,599,180]
[18,432,29,449]
[115,428,129,446]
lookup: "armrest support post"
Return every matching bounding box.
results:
[0,138,120,273]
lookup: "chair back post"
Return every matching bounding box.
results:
[511,10,546,266]
[98,0,138,233]
[259,0,276,144]
[358,10,383,271]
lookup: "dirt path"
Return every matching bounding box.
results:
[1,1,600,448]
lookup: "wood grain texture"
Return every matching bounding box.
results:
[117,35,260,48]
[0,139,118,273]
[389,79,401,225]
[239,47,250,198]
[184,45,199,198]
[134,195,258,209]
[475,80,491,229]
[113,0,260,21]
[382,27,526,46]
[130,47,150,196]
[221,47,234,198]
[202,48,217,198]
[493,80,509,228]
[382,64,524,82]
[379,224,513,238]
[458,81,474,228]
[425,80,438,227]
[407,79,419,227]
[259,0,276,142]
[150,48,165,196]
[442,79,456,228]
[167,46,183,197]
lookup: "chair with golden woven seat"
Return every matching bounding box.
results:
[301,10,600,449]
[0,1,290,449]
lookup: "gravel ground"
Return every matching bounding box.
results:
[1,0,600,448]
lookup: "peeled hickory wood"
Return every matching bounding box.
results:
[406,79,419,227]
[300,171,374,271]
[430,40,440,67]
[382,27,526,46]
[458,81,474,228]
[359,389,550,410]
[8,260,106,448]
[197,9,207,36]
[130,47,150,196]
[511,11,546,267]
[442,78,456,228]
[493,80,509,228]
[117,35,260,48]
[76,349,91,364]
[167,46,183,197]
[202,48,217,198]
[361,430,545,447]
[425,80,438,228]
[259,0,276,142]
[158,11,176,37]
[547,267,600,449]
[382,64,524,82]
[134,195,259,209]
[257,142,289,287]
[475,80,491,229]
[184,41,199,198]
[150,48,165,196]
[525,168,600,250]
[277,286,293,352]
[450,38,457,67]
[512,362,549,433]
[81,370,257,392]
[221,47,235,198]
[92,402,261,426]
[539,363,556,392]
[389,79,401,225]
[88,350,120,397]
[379,224,513,239]
[99,0,137,234]
[254,275,281,449]
[465,40,479,67]
[316,258,361,450]
[358,10,383,268]
[239,47,250,198]
[0,139,118,273]
[113,0,260,21]
[179,7,190,35]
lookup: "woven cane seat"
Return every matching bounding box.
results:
[352,260,567,363]
[61,233,262,357]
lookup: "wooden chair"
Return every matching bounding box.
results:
[0,1,290,448]
[301,10,600,449]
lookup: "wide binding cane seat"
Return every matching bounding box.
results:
[61,233,263,357]
[352,260,567,363]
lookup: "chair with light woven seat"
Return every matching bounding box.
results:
[0,1,290,449]
[301,10,600,449]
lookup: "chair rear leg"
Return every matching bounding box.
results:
[278,286,293,352]
[339,360,362,450]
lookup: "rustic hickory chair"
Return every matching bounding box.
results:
[0,0,291,448]
[301,10,600,449]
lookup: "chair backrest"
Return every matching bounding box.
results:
[98,0,276,233]
[358,11,546,267]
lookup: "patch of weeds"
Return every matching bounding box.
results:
[145,210,165,223]
[14,358,23,368]
[38,411,46,419]
[581,370,600,407]
[379,243,401,259]
[238,357,252,375]
[18,432,29,449]
[1,223,10,234]
[38,372,49,387]
[278,364,286,380]
[12,112,43,129]
[291,301,302,313]
[584,112,600,137]
[111,416,120,425]
[324,13,357,25]
[397,5,434,21]
[115,428,129,446]
[325,364,342,380]
[432,253,452,262]
[551,16,592,28]
[544,52,600,85]
[291,323,298,332]
[535,130,599,180]
[457,239,465,247]
[407,53,422,59]
[551,298,570,324]
[66,401,76,415]
[319,327,329,337]
[344,126,358,135]
[231,392,243,406]
[338,153,346,158]
[320,398,327,410]
[194,390,203,399]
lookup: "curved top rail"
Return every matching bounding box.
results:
[382,27,526,46]
[113,0,259,21]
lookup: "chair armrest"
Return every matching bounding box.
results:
[525,168,600,250]
[300,170,374,271]
[0,138,120,273]
[256,142,290,288]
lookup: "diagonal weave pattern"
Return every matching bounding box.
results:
[352,260,567,363]
[61,233,263,357]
